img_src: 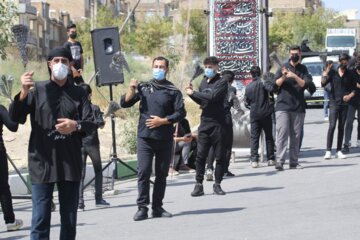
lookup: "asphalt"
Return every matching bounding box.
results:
[2,108,360,240]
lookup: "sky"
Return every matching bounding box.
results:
[323,0,360,19]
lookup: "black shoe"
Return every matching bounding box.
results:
[225,171,235,177]
[213,183,226,195]
[342,146,350,153]
[151,207,172,218]
[133,207,148,221]
[275,162,284,171]
[191,183,204,197]
[78,201,85,211]
[96,199,110,208]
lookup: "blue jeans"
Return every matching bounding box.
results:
[31,181,80,240]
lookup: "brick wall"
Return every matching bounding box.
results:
[41,0,89,22]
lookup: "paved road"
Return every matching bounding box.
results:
[2,108,360,240]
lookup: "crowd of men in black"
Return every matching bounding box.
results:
[1,22,360,239]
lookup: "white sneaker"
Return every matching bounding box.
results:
[357,140,360,148]
[335,151,347,159]
[251,161,259,168]
[324,151,331,159]
[206,168,213,181]
[6,219,23,231]
[324,117,329,121]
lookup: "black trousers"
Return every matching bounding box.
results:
[326,104,348,151]
[136,137,172,208]
[79,145,103,203]
[0,149,15,224]
[344,103,360,146]
[196,125,224,184]
[206,123,233,173]
[250,114,275,161]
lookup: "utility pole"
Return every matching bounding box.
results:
[261,0,270,72]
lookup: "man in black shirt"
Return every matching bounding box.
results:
[10,47,95,240]
[78,84,110,210]
[64,23,84,85]
[186,56,230,196]
[245,66,276,168]
[273,45,313,170]
[322,53,356,159]
[120,56,186,221]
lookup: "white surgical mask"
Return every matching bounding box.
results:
[52,63,68,81]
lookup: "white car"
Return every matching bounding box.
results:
[301,55,339,106]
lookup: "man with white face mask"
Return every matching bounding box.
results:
[10,47,96,240]
[121,56,186,221]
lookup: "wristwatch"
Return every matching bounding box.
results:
[76,122,82,131]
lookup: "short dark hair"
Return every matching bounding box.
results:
[339,53,350,61]
[250,66,261,78]
[67,23,77,31]
[222,70,235,82]
[289,45,301,52]
[203,56,219,65]
[152,56,169,68]
[78,83,92,96]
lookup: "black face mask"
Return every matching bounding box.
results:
[339,64,347,70]
[356,65,360,71]
[70,32,77,39]
[290,54,300,63]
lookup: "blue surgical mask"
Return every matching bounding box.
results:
[205,68,216,79]
[152,68,166,81]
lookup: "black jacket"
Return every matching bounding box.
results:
[245,77,276,120]
[274,61,313,113]
[10,80,96,183]
[120,79,186,140]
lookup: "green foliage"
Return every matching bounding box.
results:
[269,7,345,57]
[176,9,208,55]
[0,1,18,60]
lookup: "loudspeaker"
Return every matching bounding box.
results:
[91,27,124,86]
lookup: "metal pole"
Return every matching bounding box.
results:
[118,0,142,35]
[261,0,270,72]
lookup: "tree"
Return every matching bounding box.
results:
[0,1,18,60]
[176,9,208,55]
[269,7,345,57]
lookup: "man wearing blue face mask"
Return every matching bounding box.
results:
[120,56,186,221]
[10,47,96,240]
[185,56,231,196]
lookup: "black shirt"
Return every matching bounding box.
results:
[322,67,356,106]
[245,77,276,120]
[63,41,83,70]
[189,73,229,131]
[0,105,18,152]
[82,104,105,146]
[10,80,96,183]
[274,61,313,113]
[120,79,186,140]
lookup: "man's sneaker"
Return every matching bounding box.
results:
[342,145,350,153]
[206,168,213,181]
[324,151,331,160]
[6,219,23,231]
[213,183,226,195]
[133,207,148,221]
[268,160,276,166]
[289,164,304,169]
[168,168,179,176]
[251,161,259,168]
[96,199,110,208]
[335,151,347,159]
[275,162,284,171]
[324,116,329,121]
[178,164,195,173]
[357,140,360,147]
[78,202,85,211]
[224,171,235,177]
[191,183,204,197]
[151,207,172,218]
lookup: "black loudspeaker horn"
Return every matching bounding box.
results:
[91,27,124,86]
